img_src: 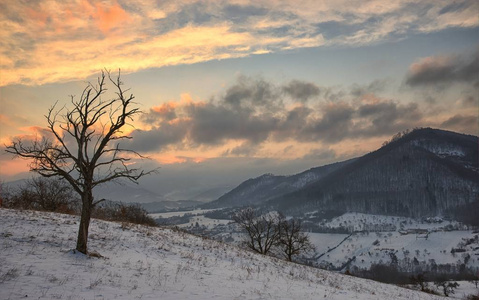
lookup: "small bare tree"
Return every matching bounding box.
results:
[434,278,459,297]
[277,216,314,261]
[469,275,479,289]
[5,70,152,254]
[232,207,281,255]
[409,273,428,292]
[8,177,78,212]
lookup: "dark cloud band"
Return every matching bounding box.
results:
[132,77,427,153]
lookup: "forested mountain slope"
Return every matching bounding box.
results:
[271,128,478,217]
[204,160,353,209]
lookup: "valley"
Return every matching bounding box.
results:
[150,209,479,285]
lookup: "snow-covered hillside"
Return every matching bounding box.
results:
[0,209,444,300]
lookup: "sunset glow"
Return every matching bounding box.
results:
[0,0,477,199]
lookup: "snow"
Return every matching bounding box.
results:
[0,208,447,300]
[184,215,231,229]
[308,233,351,254]
[454,281,479,299]
[304,213,479,272]
[291,171,319,188]
[150,209,218,219]
[324,212,462,231]
[411,140,466,158]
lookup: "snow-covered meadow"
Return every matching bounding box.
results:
[0,208,446,300]
[150,210,479,274]
[308,213,479,271]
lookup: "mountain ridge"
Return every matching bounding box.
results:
[210,128,479,218]
[203,159,355,209]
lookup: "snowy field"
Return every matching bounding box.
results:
[308,233,351,254]
[311,213,479,271]
[149,209,218,219]
[149,210,479,274]
[324,212,465,231]
[0,208,447,300]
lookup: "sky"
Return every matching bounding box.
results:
[0,0,478,201]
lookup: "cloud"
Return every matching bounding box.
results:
[356,102,423,136]
[462,95,478,107]
[276,105,313,137]
[128,121,188,152]
[406,48,479,86]
[1,125,57,177]
[223,76,279,109]
[440,114,478,134]
[132,76,434,157]
[301,147,337,162]
[141,102,178,124]
[186,101,279,145]
[282,80,321,103]
[94,1,132,34]
[1,0,478,86]
[299,103,355,143]
[350,79,389,97]
[3,73,473,188]
[222,141,260,157]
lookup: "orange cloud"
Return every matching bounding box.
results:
[93,1,131,34]
[0,114,13,127]
[26,7,49,27]
[152,102,177,114]
[151,154,206,165]
[1,0,478,88]
[0,24,254,86]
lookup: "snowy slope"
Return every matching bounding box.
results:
[0,208,444,300]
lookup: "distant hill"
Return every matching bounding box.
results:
[203,159,354,209]
[3,178,201,212]
[211,128,479,218]
[140,200,202,213]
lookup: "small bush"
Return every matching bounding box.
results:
[2,177,79,214]
[434,278,459,297]
[92,201,157,227]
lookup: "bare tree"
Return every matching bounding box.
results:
[434,278,459,296]
[469,275,479,288]
[409,273,428,292]
[232,207,280,255]
[5,70,152,254]
[277,216,314,261]
[7,177,78,212]
[28,177,78,212]
[0,180,10,208]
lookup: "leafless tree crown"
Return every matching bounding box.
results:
[6,70,151,201]
[5,70,154,254]
[233,207,313,261]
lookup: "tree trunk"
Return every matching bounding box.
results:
[287,252,292,262]
[76,192,93,254]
